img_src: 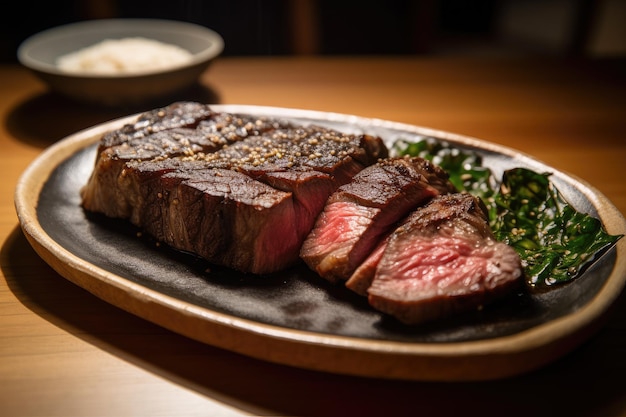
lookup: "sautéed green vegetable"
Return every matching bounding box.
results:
[393,138,622,289]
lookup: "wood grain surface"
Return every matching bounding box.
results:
[1,56,625,417]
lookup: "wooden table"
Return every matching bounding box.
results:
[1,56,625,416]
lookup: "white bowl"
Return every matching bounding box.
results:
[17,18,224,107]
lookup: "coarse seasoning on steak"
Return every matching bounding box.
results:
[97,101,214,152]
[300,156,457,283]
[362,193,524,325]
[81,102,388,274]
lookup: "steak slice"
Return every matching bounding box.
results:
[300,157,456,283]
[133,163,299,274]
[81,103,388,274]
[366,193,524,325]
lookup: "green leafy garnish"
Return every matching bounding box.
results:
[491,168,622,287]
[393,138,623,289]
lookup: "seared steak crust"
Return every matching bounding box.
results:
[81,102,388,274]
[99,101,215,152]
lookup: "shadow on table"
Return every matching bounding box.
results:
[3,82,221,148]
[3,225,626,417]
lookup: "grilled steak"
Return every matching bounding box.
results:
[82,101,524,326]
[81,102,388,274]
[364,193,524,325]
[300,156,456,283]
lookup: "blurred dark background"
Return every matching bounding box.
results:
[2,0,625,61]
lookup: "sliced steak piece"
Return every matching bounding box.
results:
[300,157,456,283]
[96,157,300,274]
[143,165,299,274]
[367,193,524,325]
[115,158,206,231]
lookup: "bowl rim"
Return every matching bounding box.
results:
[17,18,225,79]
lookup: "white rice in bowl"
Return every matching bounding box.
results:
[56,37,194,75]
